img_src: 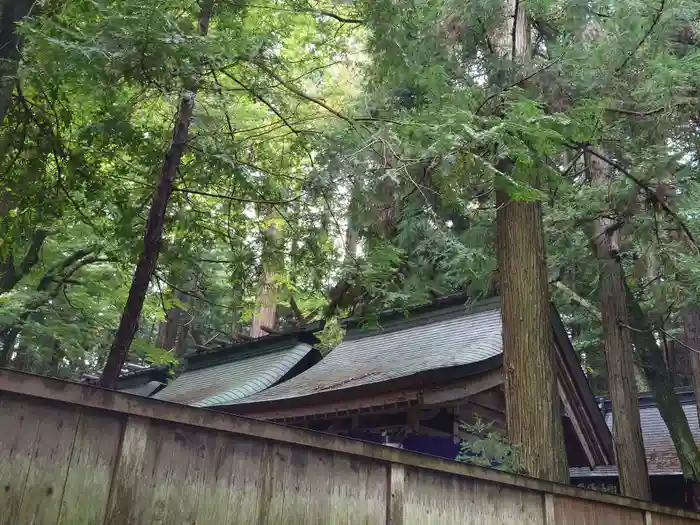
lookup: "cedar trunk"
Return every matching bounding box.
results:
[0,0,33,126]
[492,0,567,483]
[598,258,650,499]
[628,295,700,511]
[99,0,215,388]
[683,307,700,427]
[589,150,650,500]
[496,190,568,482]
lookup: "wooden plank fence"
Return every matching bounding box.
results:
[0,367,698,525]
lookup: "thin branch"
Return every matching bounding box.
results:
[231,2,364,23]
[619,321,700,356]
[475,53,565,115]
[153,271,235,311]
[551,280,602,321]
[220,71,302,137]
[314,9,363,24]
[172,186,302,204]
[575,144,699,254]
[614,0,666,74]
[249,60,353,123]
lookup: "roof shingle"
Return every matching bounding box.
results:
[224,299,503,406]
[153,342,316,407]
[570,393,700,477]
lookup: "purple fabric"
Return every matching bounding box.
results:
[401,434,460,460]
[340,431,461,461]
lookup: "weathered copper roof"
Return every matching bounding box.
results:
[570,389,700,478]
[152,328,322,407]
[224,297,504,406]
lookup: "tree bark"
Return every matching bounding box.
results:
[0,229,49,294]
[684,307,700,426]
[492,0,568,483]
[588,149,651,500]
[98,0,215,388]
[626,286,700,509]
[0,0,33,126]
[496,188,569,482]
[249,270,277,338]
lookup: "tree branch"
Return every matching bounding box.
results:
[614,0,666,74]
[573,144,699,254]
[249,60,353,123]
[550,280,602,321]
[172,186,302,204]
[0,229,50,294]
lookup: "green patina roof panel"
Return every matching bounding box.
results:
[224,298,503,406]
[152,342,315,407]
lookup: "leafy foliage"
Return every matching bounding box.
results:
[456,419,525,475]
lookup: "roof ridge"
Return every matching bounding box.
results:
[185,338,316,371]
[184,325,321,370]
[342,295,501,341]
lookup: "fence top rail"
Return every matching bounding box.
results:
[1,367,698,521]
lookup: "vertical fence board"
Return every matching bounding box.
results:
[402,466,545,525]
[192,431,238,525]
[648,513,700,525]
[56,408,123,525]
[217,434,267,525]
[129,418,178,525]
[259,443,329,525]
[104,415,161,525]
[258,441,387,525]
[326,451,387,525]
[553,494,645,525]
[161,426,214,524]
[0,394,42,525]
[15,401,81,525]
[387,463,406,525]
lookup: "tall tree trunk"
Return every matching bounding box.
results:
[493,0,568,482]
[684,307,700,426]
[626,287,700,510]
[99,0,215,388]
[249,270,277,338]
[0,229,49,294]
[588,149,650,500]
[0,0,32,126]
[345,175,361,259]
[497,188,568,481]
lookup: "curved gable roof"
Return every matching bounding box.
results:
[152,340,318,407]
[225,298,503,406]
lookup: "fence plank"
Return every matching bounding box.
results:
[216,434,267,525]
[161,426,212,524]
[553,494,645,525]
[257,441,387,525]
[56,408,123,525]
[15,401,81,525]
[402,466,544,525]
[649,513,700,525]
[104,415,159,525]
[0,394,42,525]
[388,463,406,525]
[545,493,556,525]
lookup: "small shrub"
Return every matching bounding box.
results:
[455,419,526,475]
